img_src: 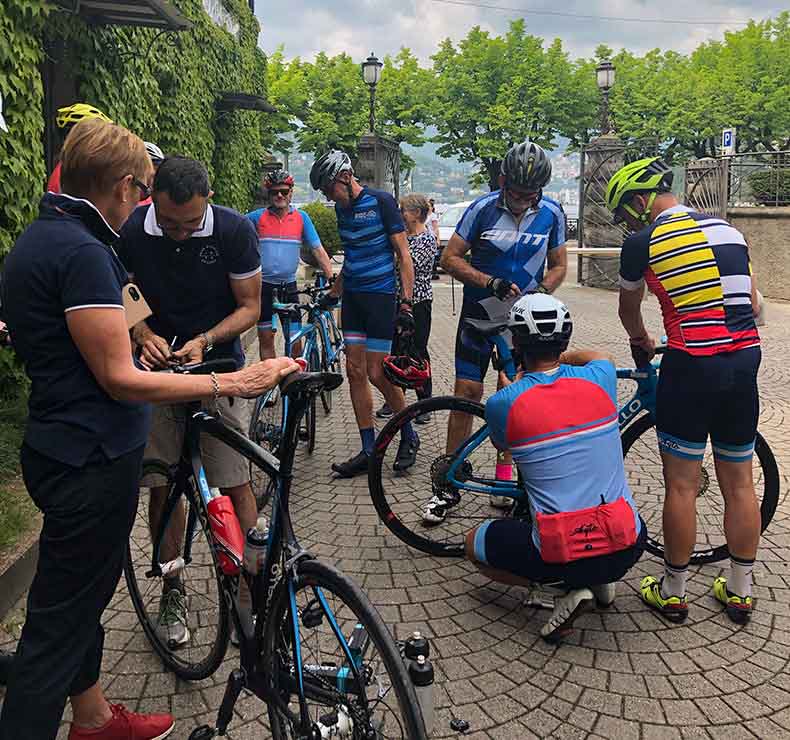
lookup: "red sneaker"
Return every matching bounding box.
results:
[68,703,175,740]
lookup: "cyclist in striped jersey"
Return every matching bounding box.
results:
[609,157,761,625]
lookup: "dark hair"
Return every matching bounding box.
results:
[515,345,562,369]
[153,156,210,204]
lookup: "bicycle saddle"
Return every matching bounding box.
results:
[281,371,343,398]
[463,318,508,338]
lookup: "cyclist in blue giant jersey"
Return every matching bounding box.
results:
[465,294,645,643]
[246,170,334,360]
[310,150,418,478]
[439,140,567,506]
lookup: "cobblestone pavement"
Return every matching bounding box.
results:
[3,279,790,739]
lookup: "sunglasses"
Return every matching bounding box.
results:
[125,175,152,201]
[269,188,291,197]
[505,186,538,202]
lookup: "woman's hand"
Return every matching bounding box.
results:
[232,357,299,398]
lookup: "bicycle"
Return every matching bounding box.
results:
[248,281,344,506]
[368,319,779,565]
[123,359,427,738]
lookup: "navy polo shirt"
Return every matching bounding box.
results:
[0,193,151,466]
[118,204,261,368]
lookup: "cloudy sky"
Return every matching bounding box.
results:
[255,0,780,64]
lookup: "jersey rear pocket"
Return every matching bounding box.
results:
[535,496,637,564]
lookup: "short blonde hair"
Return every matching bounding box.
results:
[60,118,150,197]
[400,193,430,222]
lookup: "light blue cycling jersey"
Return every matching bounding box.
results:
[246,206,321,284]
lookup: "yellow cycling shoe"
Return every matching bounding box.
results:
[640,576,689,623]
[713,577,753,624]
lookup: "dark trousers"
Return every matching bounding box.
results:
[0,444,144,740]
[413,300,433,399]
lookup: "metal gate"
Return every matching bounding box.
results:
[684,158,728,218]
[577,138,660,288]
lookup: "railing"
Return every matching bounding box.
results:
[727,151,790,208]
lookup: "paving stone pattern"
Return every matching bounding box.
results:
[2,280,790,739]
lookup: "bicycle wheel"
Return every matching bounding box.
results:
[263,559,427,740]
[124,459,230,680]
[621,414,780,565]
[249,387,284,509]
[369,396,520,557]
[319,314,343,415]
[304,344,319,454]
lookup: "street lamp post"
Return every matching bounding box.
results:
[361,52,383,133]
[596,60,616,135]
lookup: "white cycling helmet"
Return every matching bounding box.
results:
[508,293,572,354]
[144,141,165,165]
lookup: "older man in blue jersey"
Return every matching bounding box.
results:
[439,140,568,509]
[310,151,418,478]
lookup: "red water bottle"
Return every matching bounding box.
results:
[206,495,244,576]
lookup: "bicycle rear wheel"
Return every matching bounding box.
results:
[621,414,780,565]
[124,459,230,680]
[304,344,319,454]
[263,559,427,740]
[369,396,521,557]
[249,388,284,510]
[318,314,343,415]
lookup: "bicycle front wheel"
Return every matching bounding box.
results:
[124,459,230,680]
[318,314,343,415]
[621,414,780,565]
[369,396,519,557]
[263,559,427,740]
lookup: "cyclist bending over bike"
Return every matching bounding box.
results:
[610,158,762,624]
[465,294,646,643]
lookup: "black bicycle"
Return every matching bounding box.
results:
[123,360,426,738]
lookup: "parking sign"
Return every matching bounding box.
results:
[722,128,736,156]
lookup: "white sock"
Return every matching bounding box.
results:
[661,561,688,598]
[729,555,754,599]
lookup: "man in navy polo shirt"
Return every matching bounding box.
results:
[118,156,262,646]
[437,140,567,517]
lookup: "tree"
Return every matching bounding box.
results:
[431,21,596,188]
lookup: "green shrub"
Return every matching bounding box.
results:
[301,202,341,257]
[747,169,790,206]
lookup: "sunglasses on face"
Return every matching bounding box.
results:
[128,175,152,201]
[270,188,291,197]
[505,186,538,202]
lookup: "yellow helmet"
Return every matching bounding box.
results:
[55,103,113,130]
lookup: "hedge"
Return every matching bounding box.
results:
[301,202,341,257]
[747,169,790,206]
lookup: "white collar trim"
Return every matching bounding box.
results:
[143,202,215,237]
[656,204,688,220]
[55,192,120,239]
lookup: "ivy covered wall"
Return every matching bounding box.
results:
[0,0,272,390]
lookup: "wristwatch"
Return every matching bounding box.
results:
[201,332,214,353]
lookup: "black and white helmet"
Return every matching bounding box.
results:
[309,150,353,191]
[144,141,164,165]
[501,140,552,191]
[508,293,572,354]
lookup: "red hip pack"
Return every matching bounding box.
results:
[535,496,638,564]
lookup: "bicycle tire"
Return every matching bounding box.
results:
[305,344,319,454]
[124,459,230,680]
[249,387,283,510]
[621,414,780,565]
[318,316,342,415]
[369,395,514,557]
[262,559,427,740]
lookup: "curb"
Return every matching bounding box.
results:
[0,538,37,621]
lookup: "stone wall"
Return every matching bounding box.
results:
[729,207,790,301]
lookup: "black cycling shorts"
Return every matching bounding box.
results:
[656,347,760,463]
[454,296,497,382]
[341,291,396,354]
[473,517,646,589]
[258,281,299,333]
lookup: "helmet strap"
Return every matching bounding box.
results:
[623,191,657,224]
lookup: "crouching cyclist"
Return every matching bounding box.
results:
[465,294,646,642]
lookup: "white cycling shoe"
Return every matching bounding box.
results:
[540,588,594,642]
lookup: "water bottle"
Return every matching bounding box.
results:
[404,630,430,661]
[409,655,434,735]
[243,516,269,575]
